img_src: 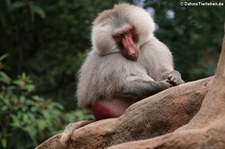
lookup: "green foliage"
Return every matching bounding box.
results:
[0,55,93,149]
[0,0,119,110]
[0,62,59,148]
[145,0,225,80]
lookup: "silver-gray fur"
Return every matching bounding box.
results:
[77,3,183,108]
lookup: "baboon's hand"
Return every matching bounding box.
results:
[167,70,184,86]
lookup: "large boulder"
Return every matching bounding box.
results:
[36,76,213,149]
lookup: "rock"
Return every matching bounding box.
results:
[35,135,65,149]
[36,76,213,149]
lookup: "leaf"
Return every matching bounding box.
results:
[0,72,11,84]
[26,84,35,92]
[5,0,11,10]
[10,115,21,128]
[31,5,46,18]
[0,54,8,61]
[13,80,24,87]
[37,120,47,131]
[1,138,7,148]
[11,2,25,10]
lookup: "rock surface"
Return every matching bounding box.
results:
[36,76,213,149]
[36,26,225,149]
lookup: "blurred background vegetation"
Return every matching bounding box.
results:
[0,0,224,148]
